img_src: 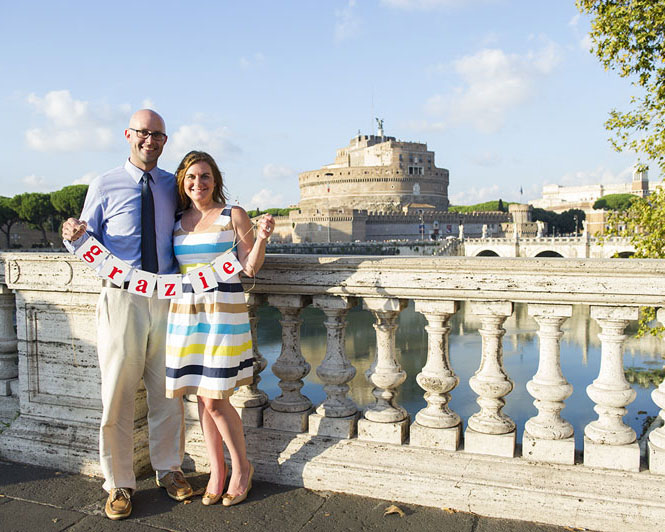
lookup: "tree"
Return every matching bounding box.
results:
[593,193,637,211]
[448,200,513,213]
[577,1,665,173]
[12,193,57,246]
[531,208,585,235]
[0,196,19,248]
[50,185,88,219]
[578,1,665,337]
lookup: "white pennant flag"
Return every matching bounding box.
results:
[157,274,183,299]
[74,236,110,269]
[128,270,157,298]
[188,264,217,294]
[212,252,243,282]
[99,256,132,287]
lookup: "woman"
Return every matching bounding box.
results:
[165,150,274,506]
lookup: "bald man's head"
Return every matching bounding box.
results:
[125,109,168,171]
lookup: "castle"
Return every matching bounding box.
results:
[271,125,528,243]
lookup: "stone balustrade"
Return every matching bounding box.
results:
[1,252,665,531]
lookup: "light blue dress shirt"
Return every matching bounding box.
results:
[65,159,179,274]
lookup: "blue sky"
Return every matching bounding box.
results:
[0,0,651,209]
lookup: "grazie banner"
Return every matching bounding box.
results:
[72,235,243,299]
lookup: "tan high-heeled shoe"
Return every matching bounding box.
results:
[201,491,222,506]
[202,465,229,506]
[222,463,254,507]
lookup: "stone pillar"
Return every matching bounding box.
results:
[648,308,665,473]
[263,294,313,433]
[230,293,269,427]
[523,304,574,465]
[308,295,358,438]
[410,300,461,450]
[358,297,409,444]
[465,301,515,457]
[0,284,18,396]
[584,306,640,472]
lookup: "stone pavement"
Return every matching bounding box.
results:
[0,460,586,532]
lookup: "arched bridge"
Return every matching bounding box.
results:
[462,236,635,258]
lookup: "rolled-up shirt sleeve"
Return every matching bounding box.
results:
[63,177,103,253]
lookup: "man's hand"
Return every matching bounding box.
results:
[62,218,88,242]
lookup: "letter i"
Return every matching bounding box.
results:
[198,271,209,289]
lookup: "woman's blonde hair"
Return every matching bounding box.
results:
[174,150,227,210]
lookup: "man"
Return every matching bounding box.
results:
[62,109,193,520]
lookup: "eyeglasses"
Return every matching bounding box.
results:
[129,128,167,141]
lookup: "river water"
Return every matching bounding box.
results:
[255,301,663,449]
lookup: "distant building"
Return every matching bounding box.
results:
[288,131,512,243]
[530,168,662,235]
[531,168,658,213]
[298,133,449,213]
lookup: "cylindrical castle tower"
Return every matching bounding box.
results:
[298,134,449,213]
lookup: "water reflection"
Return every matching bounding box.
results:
[256,301,662,449]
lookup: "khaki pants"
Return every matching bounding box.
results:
[97,287,185,491]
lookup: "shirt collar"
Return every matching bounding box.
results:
[124,159,163,184]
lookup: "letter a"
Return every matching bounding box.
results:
[136,279,148,294]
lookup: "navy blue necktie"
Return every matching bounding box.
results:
[141,172,159,273]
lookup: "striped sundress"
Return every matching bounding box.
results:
[165,205,254,399]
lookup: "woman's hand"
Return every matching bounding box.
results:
[256,214,275,241]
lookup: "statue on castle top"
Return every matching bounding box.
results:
[376,117,384,137]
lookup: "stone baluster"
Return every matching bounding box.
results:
[465,301,515,457]
[308,295,358,438]
[648,308,665,474]
[358,297,409,444]
[0,283,18,397]
[584,306,640,472]
[410,300,461,450]
[523,304,574,465]
[263,294,313,432]
[230,293,269,427]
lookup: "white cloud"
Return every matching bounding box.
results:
[22,174,47,190]
[249,188,285,209]
[580,34,593,52]
[425,42,562,133]
[165,123,241,161]
[72,171,97,185]
[239,52,265,70]
[335,0,360,42]
[449,183,500,205]
[557,165,633,187]
[263,163,295,179]
[568,14,580,27]
[142,98,155,109]
[25,90,124,152]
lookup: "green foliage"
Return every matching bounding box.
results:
[12,192,57,244]
[246,207,296,218]
[577,1,665,173]
[448,200,513,213]
[531,208,585,235]
[592,193,637,211]
[624,366,665,388]
[0,196,18,248]
[50,185,88,218]
[601,185,665,336]
[604,188,665,258]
